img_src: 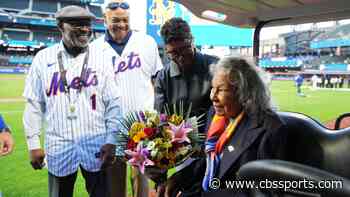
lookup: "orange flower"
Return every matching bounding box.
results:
[133,131,146,143]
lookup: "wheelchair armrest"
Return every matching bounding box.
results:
[237,160,350,197]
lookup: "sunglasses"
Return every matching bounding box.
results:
[166,41,194,59]
[106,2,130,10]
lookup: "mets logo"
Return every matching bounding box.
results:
[148,0,175,26]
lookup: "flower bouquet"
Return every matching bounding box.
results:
[117,103,206,175]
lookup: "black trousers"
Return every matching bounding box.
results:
[48,166,108,197]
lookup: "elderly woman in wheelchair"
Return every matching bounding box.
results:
[199,56,350,197]
[191,56,287,197]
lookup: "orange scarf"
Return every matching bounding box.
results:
[207,111,245,154]
[202,111,244,191]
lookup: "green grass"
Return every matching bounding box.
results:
[0,74,350,196]
[0,74,26,99]
[0,102,89,197]
[271,80,350,123]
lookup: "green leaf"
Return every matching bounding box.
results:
[172,103,177,115]
[185,102,192,120]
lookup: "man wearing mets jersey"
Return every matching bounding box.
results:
[91,1,163,197]
[22,6,122,197]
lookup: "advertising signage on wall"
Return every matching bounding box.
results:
[0,67,28,74]
[146,0,253,46]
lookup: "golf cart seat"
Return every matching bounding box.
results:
[237,111,350,197]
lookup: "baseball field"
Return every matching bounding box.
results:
[0,73,349,196]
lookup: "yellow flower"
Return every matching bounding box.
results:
[129,122,145,138]
[153,138,163,146]
[132,134,141,143]
[144,111,154,118]
[161,129,172,140]
[140,111,161,127]
[148,116,160,127]
[162,141,172,149]
[168,114,183,125]
[132,131,146,143]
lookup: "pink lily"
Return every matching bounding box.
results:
[168,121,192,143]
[125,143,154,173]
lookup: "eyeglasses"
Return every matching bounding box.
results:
[166,44,194,60]
[210,87,233,96]
[64,20,92,30]
[106,2,130,10]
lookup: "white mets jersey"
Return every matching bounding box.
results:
[91,31,163,116]
[23,42,122,176]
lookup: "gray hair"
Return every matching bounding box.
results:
[210,56,273,117]
[102,0,130,14]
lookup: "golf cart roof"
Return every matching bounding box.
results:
[171,0,350,28]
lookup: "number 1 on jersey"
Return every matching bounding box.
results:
[90,94,96,110]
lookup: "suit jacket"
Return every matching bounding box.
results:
[154,52,218,132]
[202,107,288,197]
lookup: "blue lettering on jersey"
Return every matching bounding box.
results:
[47,62,56,67]
[46,68,98,97]
[113,52,141,74]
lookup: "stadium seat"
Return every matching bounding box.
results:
[2,30,30,41]
[88,5,103,18]
[237,112,350,197]
[32,0,57,13]
[0,0,29,10]
[61,1,86,9]
[33,30,60,44]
